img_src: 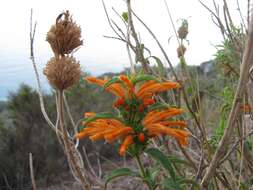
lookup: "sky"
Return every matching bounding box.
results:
[0,0,248,100]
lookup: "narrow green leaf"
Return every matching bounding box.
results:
[167,155,191,167]
[163,177,182,190]
[145,148,176,180]
[148,103,169,112]
[149,56,166,76]
[103,77,120,89]
[122,12,128,22]
[131,74,159,85]
[105,168,138,189]
[177,178,200,190]
[82,113,121,126]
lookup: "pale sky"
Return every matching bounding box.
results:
[0,0,248,99]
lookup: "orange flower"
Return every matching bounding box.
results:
[143,108,189,146]
[136,82,180,99]
[86,76,125,98]
[78,74,189,156]
[85,75,180,104]
[76,115,134,154]
[119,136,134,156]
[138,133,145,142]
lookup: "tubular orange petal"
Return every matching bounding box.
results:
[138,133,145,142]
[84,112,96,118]
[75,130,90,139]
[143,108,184,125]
[105,127,134,143]
[137,82,180,99]
[89,130,113,141]
[147,124,189,146]
[136,80,157,95]
[86,76,126,98]
[119,135,133,156]
[120,75,134,92]
[143,98,155,106]
[158,120,187,128]
[85,76,106,87]
[106,83,126,98]
[107,119,126,127]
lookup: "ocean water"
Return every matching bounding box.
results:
[0,52,125,101]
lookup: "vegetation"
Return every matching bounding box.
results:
[1,0,253,189]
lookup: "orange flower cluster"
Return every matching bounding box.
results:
[76,75,189,155]
[85,75,179,111]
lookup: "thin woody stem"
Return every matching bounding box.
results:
[58,91,91,190]
[126,0,151,74]
[201,13,253,189]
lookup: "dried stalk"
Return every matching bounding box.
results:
[58,91,91,190]
[201,13,253,189]
[29,153,37,190]
[30,9,56,132]
[126,0,150,73]
[133,11,208,147]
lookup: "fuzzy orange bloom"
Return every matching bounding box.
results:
[80,75,188,155]
[136,82,180,99]
[143,108,189,146]
[143,108,184,126]
[120,75,134,95]
[119,136,134,156]
[85,75,180,103]
[76,116,135,154]
[85,76,125,98]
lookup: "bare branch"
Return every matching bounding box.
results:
[30,9,58,133]
[201,13,253,189]
[29,153,38,190]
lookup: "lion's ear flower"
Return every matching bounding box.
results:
[143,108,189,146]
[77,74,189,156]
[85,75,180,104]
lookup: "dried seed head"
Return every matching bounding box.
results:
[177,45,187,58]
[177,20,188,40]
[44,56,81,90]
[46,10,83,56]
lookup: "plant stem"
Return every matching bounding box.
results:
[135,154,145,177]
[135,154,154,190]
[58,91,91,190]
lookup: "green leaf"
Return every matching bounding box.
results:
[103,76,121,89]
[167,155,191,167]
[148,103,169,112]
[105,168,138,189]
[81,113,122,129]
[145,148,176,180]
[122,12,128,22]
[163,177,182,190]
[177,178,200,190]
[131,74,159,85]
[149,56,166,76]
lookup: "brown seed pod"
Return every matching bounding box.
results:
[177,20,188,40]
[44,56,81,90]
[177,45,187,58]
[46,10,83,56]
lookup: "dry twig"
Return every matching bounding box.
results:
[201,13,253,189]
[29,153,37,190]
